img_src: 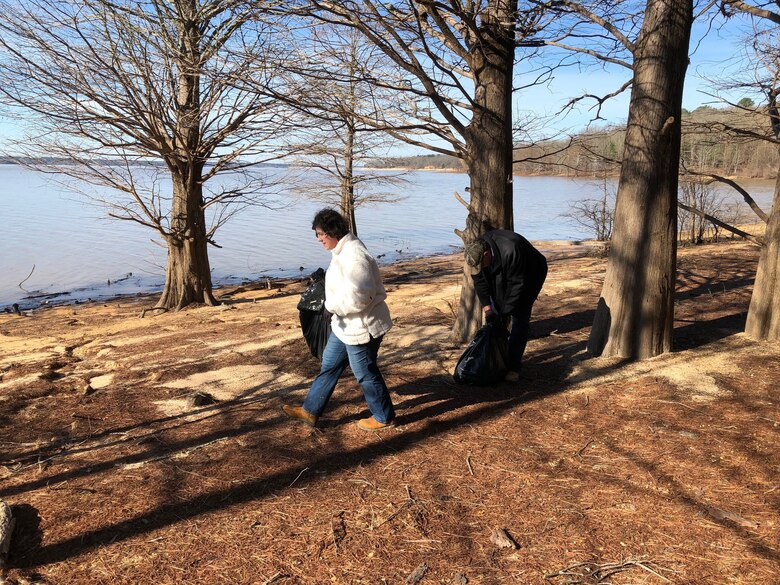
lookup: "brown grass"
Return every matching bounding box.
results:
[0,239,778,584]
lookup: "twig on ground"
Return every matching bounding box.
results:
[656,399,705,414]
[575,437,594,457]
[545,558,671,583]
[374,485,416,530]
[466,451,474,476]
[288,467,309,488]
[140,306,169,318]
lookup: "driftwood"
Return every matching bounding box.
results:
[0,499,15,567]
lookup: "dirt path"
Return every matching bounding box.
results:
[1,240,778,584]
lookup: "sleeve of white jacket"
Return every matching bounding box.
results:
[325,247,377,316]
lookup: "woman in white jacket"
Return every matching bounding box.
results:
[283,208,396,431]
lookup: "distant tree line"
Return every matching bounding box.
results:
[377,105,780,180]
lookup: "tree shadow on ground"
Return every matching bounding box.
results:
[674,312,748,350]
[4,294,766,572]
[530,309,596,338]
[8,371,564,569]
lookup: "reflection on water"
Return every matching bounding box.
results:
[0,164,774,308]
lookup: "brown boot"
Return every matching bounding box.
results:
[356,416,396,431]
[282,405,317,427]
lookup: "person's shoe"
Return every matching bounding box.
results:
[356,416,396,431]
[282,405,317,427]
[504,370,521,383]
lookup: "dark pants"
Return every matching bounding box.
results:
[505,264,547,372]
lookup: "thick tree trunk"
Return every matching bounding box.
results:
[745,171,780,340]
[155,2,216,310]
[588,0,693,359]
[156,177,217,310]
[452,0,516,342]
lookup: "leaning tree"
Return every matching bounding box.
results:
[716,0,780,341]
[0,0,289,310]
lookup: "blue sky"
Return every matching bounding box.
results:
[513,15,755,138]
[0,11,756,155]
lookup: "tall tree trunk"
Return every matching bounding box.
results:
[745,171,780,340]
[452,0,516,342]
[588,0,693,359]
[156,0,216,310]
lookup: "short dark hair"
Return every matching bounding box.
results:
[312,208,350,240]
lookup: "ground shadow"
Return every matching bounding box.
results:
[9,369,569,569]
[8,503,42,571]
[674,312,748,350]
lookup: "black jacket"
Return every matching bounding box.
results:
[472,230,547,315]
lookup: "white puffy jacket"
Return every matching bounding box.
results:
[324,233,392,345]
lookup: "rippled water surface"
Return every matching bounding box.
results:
[0,164,774,308]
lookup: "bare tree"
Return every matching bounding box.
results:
[718,0,780,341]
[563,177,615,242]
[299,0,555,340]
[678,179,727,244]
[0,0,289,310]
[281,24,407,235]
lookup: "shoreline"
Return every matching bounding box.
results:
[2,239,604,314]
[4,227,762,314]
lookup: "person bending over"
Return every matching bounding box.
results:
[463,230,548,382]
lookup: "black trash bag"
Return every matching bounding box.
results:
[298,268,331,361]
[297,268,327,312]
[453,321,509,385]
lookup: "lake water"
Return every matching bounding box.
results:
[0,164,775,309]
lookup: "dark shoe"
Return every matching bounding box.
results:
[356,416,396,431]
[282,405,317,427]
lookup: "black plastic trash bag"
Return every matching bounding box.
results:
[453,321,509,385]
[298,268,331,360]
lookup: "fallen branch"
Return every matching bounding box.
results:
[546,557,671,583]
[677,202,763,245]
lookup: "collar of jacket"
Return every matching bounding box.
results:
[332,232,355,255]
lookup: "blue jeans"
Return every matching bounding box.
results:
[303,332,395,424]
